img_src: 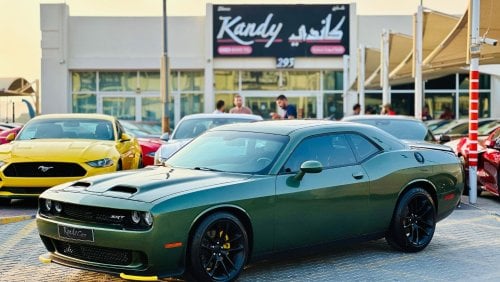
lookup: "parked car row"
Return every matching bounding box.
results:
[0,112,467,281]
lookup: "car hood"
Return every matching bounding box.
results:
[54,166,252,203]
[0,140,116,161]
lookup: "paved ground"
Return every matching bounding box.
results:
[0,194,499,281]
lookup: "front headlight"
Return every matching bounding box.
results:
[87,158,114,168]
[0,161,5,168]
[143,212,153,226]
[44,199,52,211]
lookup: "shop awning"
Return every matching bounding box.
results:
[351,47,380,90]
[0,77,40,115]
[0,77,35,96]
[388,10,461,85]
[424,0,500,71]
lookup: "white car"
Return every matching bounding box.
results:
[154,113,263,165]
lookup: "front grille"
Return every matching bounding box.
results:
[3,162,86,177]
[1,187,49,194]
[54,240,132,265]
[39,201,151,231]
[63,203,130,225]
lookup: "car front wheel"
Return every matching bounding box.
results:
[386,187,436,252]
[189,212,249,282]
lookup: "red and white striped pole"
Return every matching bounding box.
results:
[468,0,480,204]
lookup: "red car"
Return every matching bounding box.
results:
[137,137,165,166]
[457,127,500,197]
[0,126,22,144]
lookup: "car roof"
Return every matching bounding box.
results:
[179,113,263,121]
[211,119,406,151]
[29,113,116,122]
[342,115,423,122]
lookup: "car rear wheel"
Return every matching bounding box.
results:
[386,188,436,252]
[189,212,248,282]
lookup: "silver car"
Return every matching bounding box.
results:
[154,113,263,165]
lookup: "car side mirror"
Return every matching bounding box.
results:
[120,133,131,142]
[494,139,500,150]
[160,133,170,142]
[439,135,451,144]
[6,133,16,142]
[294,160,323,181]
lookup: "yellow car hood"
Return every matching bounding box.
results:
[0,140,116,162]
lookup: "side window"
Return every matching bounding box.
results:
[346,133,380,162]
[282,134,357,173]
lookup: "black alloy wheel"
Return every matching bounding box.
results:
[386,187,436,252]
[189,212,248,282]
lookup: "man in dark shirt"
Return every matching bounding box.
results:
[272,94,297,119]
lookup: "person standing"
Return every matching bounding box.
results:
[381,103,396,115]
[213,100,225,114]
[271,94,297,119]
[229,95,252,114]
[352,103,361,115]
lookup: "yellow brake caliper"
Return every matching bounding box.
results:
[220,231,231,249]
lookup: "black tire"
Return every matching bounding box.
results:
[386,188,436,252]
[116,160,123,171]
[188,212,249,282]
[0,198,11,205]
[138,156,144,169]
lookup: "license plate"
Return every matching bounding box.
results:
[58,225,94,242]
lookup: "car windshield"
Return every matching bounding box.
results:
[17,119,115,141]
[167,130,288,174]
[172,118,258,140]
[352,119,431,141]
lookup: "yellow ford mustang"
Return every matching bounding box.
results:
[0,113,142,205]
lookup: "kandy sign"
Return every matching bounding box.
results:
[213,5,350,57]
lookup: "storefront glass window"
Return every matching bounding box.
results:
[459,74,491,89]
[179,71,204,91]
[424,93,456,120]
[458,92,490,118]
[102,97,136,120]
[72,72,96,92]
[324,93,343,120]
[282,71,320,90]
[323,71,343,90]
[365,93,382,114]
[181,93,204,117]
[214,71,238,91]
[99,72,136,92]
[241,71,280,90]
[139,72,161,92]
[72,94,96,113]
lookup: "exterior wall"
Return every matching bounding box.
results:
[40,3,497,120]
[40,4,69,114]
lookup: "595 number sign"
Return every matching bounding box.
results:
[276,57,295,68]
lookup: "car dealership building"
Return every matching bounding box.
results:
[40,3,500,126]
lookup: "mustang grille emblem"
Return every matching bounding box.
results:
[38,166,54,173]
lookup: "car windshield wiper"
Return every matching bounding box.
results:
[193,166,222,172]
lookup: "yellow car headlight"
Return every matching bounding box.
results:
[87,158,114,168]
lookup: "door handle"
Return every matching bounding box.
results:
[352,172,364,179]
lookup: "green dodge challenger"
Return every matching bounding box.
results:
[36,120,464,281]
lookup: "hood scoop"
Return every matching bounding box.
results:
[109,185,138,194]
[72,181,91,188]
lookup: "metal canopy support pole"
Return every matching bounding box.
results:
[357,45,366,114]
[414,5,423,120]
[343,55,350,117]
[381,29,391,105]
[468,0,480,204]
[161,0,171,134]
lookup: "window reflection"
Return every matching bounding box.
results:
[282,71,320,90]
[72,72,96,92]
[139,72,161,92]
[103,97,135,120]
[214,71,238,91]
[241,71,280,90]
[72,94,96,113]
[99,72,136,92]
[181,93,204,117]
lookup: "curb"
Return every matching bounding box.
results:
[0,214,36,225]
